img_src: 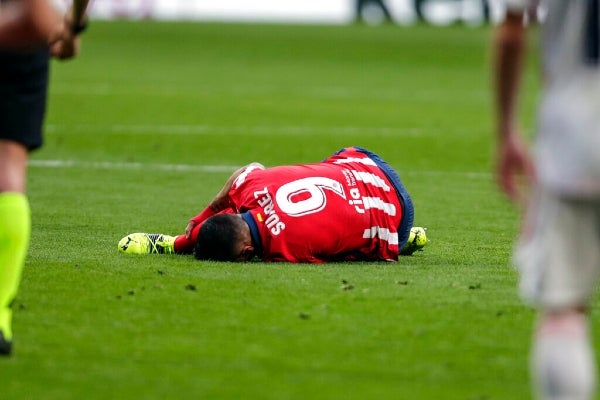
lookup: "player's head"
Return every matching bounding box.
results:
[194,214,255,262]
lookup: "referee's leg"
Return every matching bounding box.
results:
[0,140,31,355]
[0,47,49,355]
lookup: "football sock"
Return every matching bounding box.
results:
[532,313,597,400]
[174,234,193,254]
[174,222,203,254]
[0,193,31,341]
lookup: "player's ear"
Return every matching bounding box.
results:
[239,245,254,261]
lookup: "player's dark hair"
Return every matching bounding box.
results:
[194,214,246,261]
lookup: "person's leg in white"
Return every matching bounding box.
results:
[532,310,597,400]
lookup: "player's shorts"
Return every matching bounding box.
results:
[0,46,50,151]
[351,147,415,249]
[515,188,600,310]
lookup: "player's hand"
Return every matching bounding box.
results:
[185,221,197,240]
[48,20,80,60]
[496,130,535,205]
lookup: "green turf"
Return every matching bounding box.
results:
[4,20,590,399]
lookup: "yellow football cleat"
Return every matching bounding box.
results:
[400,227,428,255]
[0,329,11,356]
[118,233,175,254]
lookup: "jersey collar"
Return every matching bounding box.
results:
[241,211,263,256]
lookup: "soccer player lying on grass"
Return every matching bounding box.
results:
[118,146,427,262]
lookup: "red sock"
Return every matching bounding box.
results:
[173,223,203,254]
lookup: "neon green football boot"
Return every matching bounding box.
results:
[0,310,13,355]
[400,227,428,255]
[118,233,175,254]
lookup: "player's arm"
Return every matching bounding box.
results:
[70,0,89,27]
[0,0,60,47]
[49,0,90,60]
[185,162,265,238]
[493,5,535,203]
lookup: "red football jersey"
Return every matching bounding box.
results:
[228,147,404,263]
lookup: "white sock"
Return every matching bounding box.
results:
[532,313,597,400]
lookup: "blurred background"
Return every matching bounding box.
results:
[60,0,509,26]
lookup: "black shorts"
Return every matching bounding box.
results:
[0,46,50,151]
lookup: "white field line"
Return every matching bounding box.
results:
[45,123,434,137]
[50,83,488,103]
[28,159,239,173]
[28,159,492,179]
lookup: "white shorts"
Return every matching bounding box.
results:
[515,188,600,310]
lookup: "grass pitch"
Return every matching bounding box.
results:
[3,21,585,399]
